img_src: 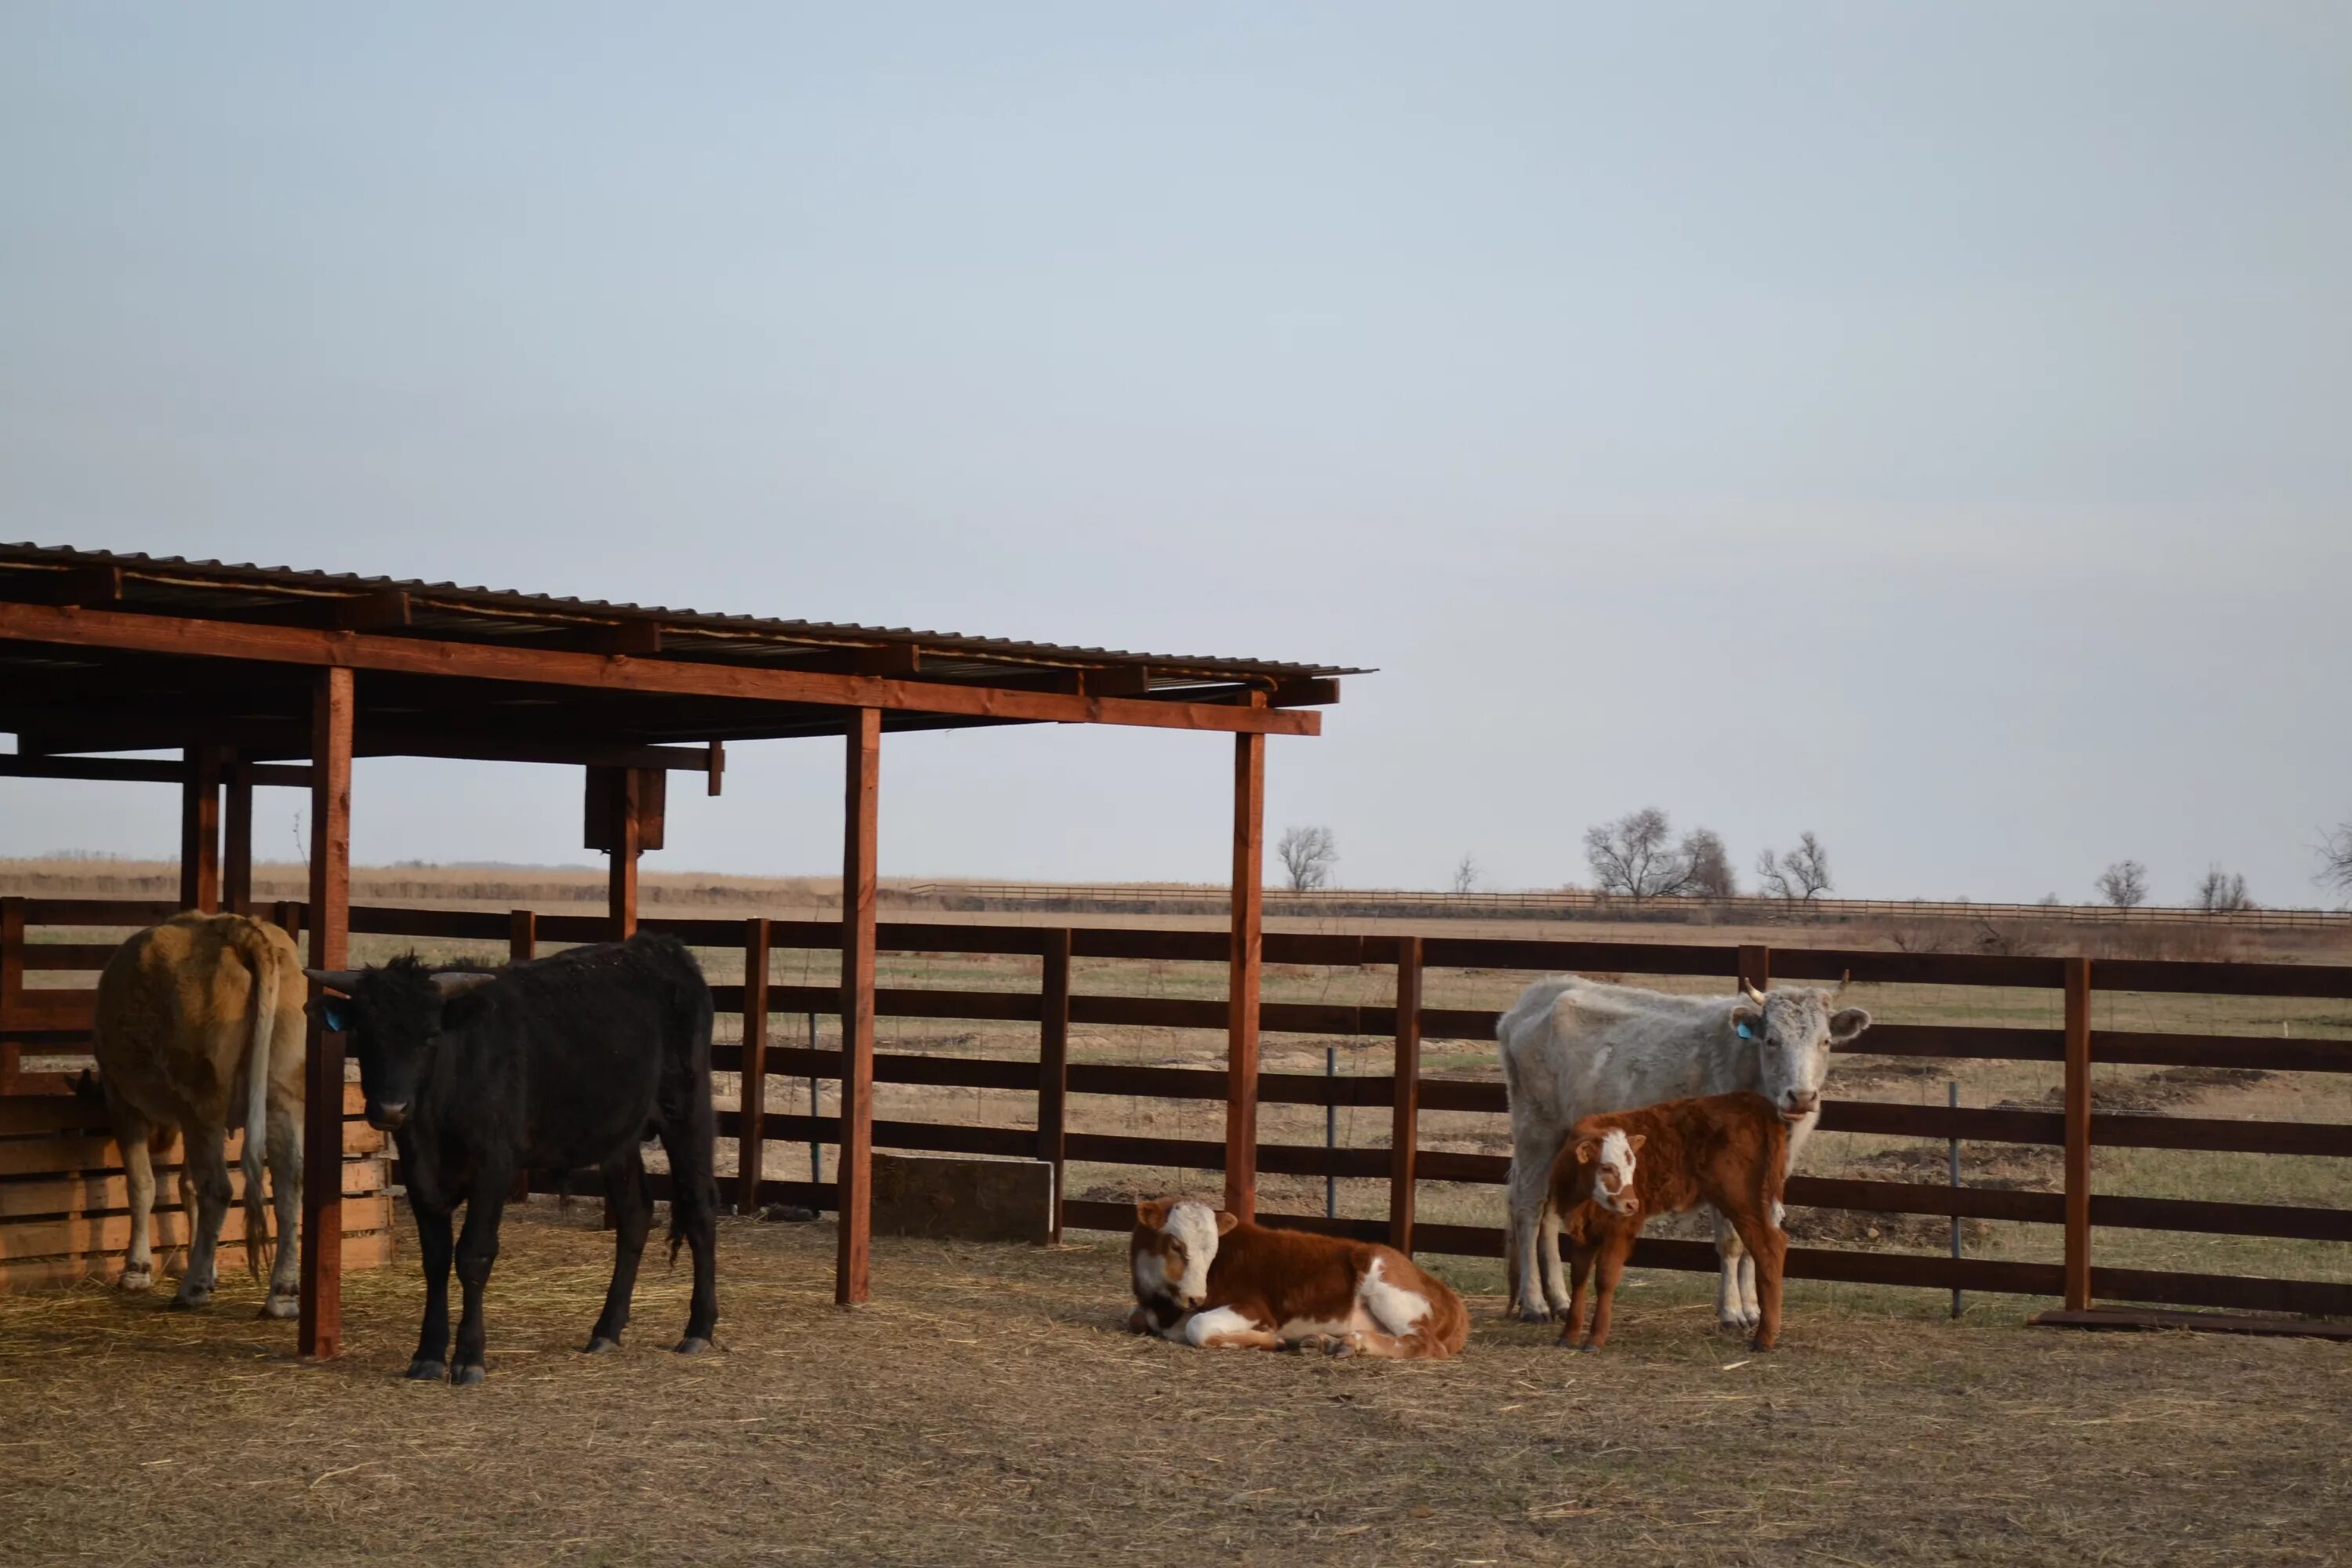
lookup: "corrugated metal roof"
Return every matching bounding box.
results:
[0,543,1365,684]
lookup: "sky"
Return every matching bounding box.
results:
[2,4,2348,904]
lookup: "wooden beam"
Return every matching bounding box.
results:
[2063,956,2092,1311]
[223,757,254,914]
[5,565,123,607]
[12,711,725,774]
[1224,730,1266,1219]
[706,739,724,798]
[1388,935,1422,1253]
[0,602,1325,736]
[243,590,412,632]
[1079,666,1150,699]
[0,754,311,787]
[836,709,880,1305]
[1038,926,1073,1244]
[299,665,353,1362]
[178,745,223,913]
[604,767,639,940]
[1269,677,1341,708]
[736,916,771,1217]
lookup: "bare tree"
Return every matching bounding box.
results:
[1450,853,1481,895]
[1276,825,1338,891]
[1681,828,1737,899]
[1755,832,1832,902]
[2037,892,2062,906]
[2095,860,2148,909]
[2194,865,2252,913]
[2321,822,2352,903]
[1584,808,1695,901]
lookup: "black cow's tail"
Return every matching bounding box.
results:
[668,959,719,1266]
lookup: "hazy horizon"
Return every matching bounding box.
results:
[5,5,2348,908]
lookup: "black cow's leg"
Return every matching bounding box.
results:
[586,1145,651,1353]
[655,1116,720,1352]
[408,1196,455,1381]
[448,1172,510,1386]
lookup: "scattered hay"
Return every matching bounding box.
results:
[2,1206,2344,1566]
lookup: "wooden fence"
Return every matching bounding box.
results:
[5,896,2350,1317]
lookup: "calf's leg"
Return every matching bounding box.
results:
[1733,1211,1789,1352]
[1559,1240,1596,1348]
[1712,1209,1759,1331]
[171,1124,232,1309]
[586,1145,652,1352]
[1181,1304,1282,1351]
[1583,1231,1634,1351]
[449,1174,511,1385]
[407,1196,456,1380]
[260,1099,303,1320]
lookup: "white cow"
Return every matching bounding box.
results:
[1497,975,1869,1329]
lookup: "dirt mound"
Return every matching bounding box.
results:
[2005,1065,2273,1116]
[1854,1142,2060,1192]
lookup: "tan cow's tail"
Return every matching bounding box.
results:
[232,924,280,1282]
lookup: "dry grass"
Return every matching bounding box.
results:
[2,1205,2348,1567]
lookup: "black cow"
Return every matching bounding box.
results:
[307,934,719,1385]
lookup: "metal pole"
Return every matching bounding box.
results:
[1948,1079,1964,1320]
[1325,1045,1338,1220]
[810,1011,822,1187]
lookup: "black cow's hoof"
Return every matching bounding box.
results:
[451,1363,487,1387]
[673,1336,713,1356]
[584,1335,622,1355]
[405,1359,447,1381]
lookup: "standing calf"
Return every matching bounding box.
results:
[1548,1091,1791,1352]
[308,934,719,1385]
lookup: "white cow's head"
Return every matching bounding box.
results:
[1131,1198,1236,1311]
[1731,982,1871,1122]
[1573,1127,1645,1216]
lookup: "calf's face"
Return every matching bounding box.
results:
[1733,987,1871,1121]
[305,958,492,1132]
[1130,1198,1237,1310]
[1574,1130,1645,1215]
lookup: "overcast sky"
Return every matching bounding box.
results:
[4,5,2347,904]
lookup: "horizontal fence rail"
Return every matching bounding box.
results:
[5,895,2350,1318]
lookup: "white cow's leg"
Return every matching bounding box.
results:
[1537,1203,1574,1315]
[1714,1209,1757,1331]
[1505,1138,1559,1323]
[172,1124,232,1310]
[114,1107,158,1293]
[260,1101,303,1319]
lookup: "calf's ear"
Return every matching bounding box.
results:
[1829,1007,1872,1044]
[1626,1134,1646,1154]
[1214,1210,1241,1236]
[1573,1138,1598,1164]
[1134,1198,1172,1230]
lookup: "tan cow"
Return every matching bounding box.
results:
[93,913,307,1316]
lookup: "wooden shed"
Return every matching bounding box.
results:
[0,542,1354,1356]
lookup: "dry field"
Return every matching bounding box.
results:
[1,1206,2347,1567]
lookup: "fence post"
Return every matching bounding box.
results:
[1037,927,1072,1243]
[1388,935,1422,1254]
[2063,956,2092,1310]
[737,918,771,1216]
[1736,942,1769,996]
[0,896,23,1095]
[271,899,302,944]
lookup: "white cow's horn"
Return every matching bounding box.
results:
[1740,982,1768,1007]
[1832,970,1852,1000]
[430,971,499,998]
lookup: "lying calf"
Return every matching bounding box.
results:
[1127,1198,1468,1359]
[1549,1090,1791,1352]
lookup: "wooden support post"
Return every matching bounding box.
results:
[1388,934,1423,1254]
[178,744,223,913]
[1224,730,1266,1220]
[506,909,538,1200]
[1736,943,1769,996]
[0,896,23,1096]
[1037,927,1073,1244]
[2063,956,2093,1311]
[298,666,353,1362]
[604,768,640,940]
[222,757,254,915]
[736,917,771,1216]
[835,708,880,1305]
[271,899,301,942]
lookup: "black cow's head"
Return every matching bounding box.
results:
[305,956,495,1132]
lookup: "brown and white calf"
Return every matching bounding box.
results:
[1127,1199,1468,1360]
[1548,1090,1791,1352]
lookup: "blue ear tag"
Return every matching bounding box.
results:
[321,1000,349,1034]
[1735,1020,1755,1040]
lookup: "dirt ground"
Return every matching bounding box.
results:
[2,1207,2347,1567]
